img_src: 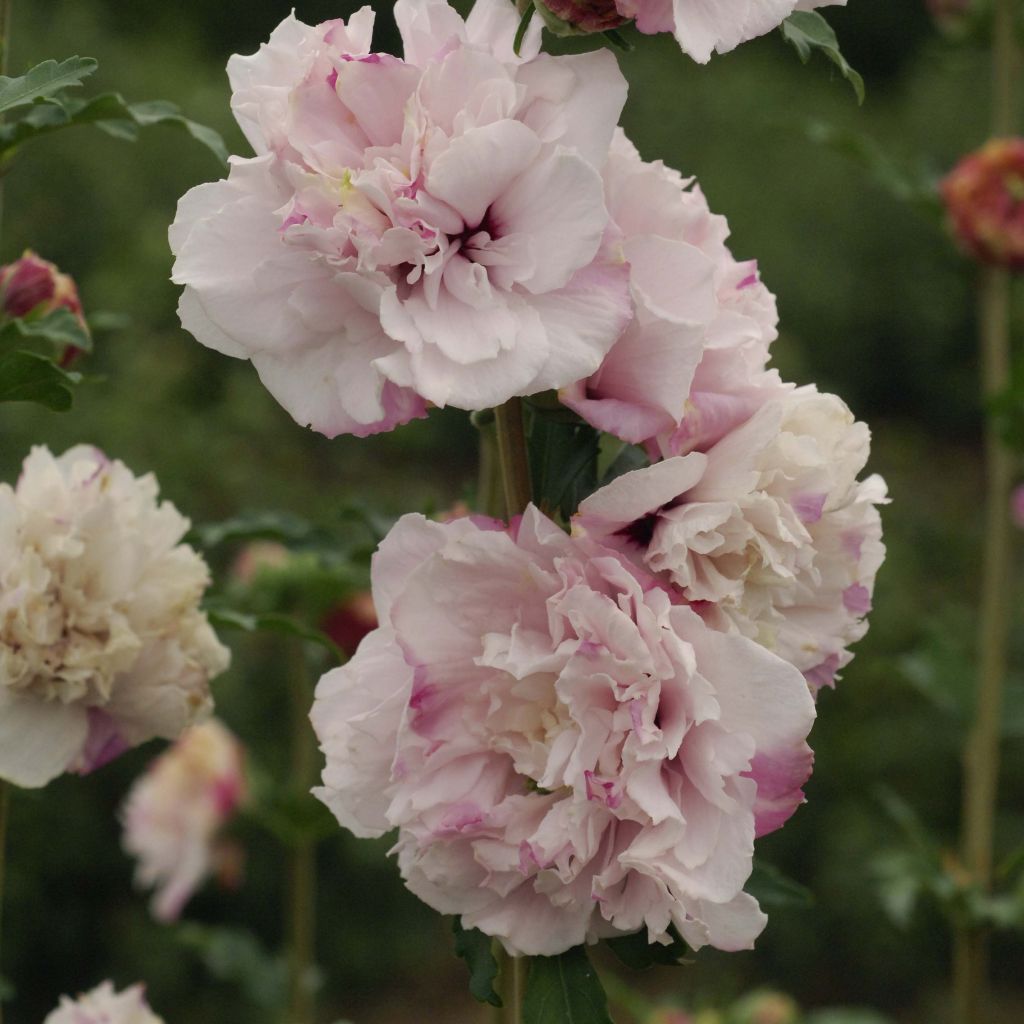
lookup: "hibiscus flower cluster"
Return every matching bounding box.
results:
[169,0,884,962]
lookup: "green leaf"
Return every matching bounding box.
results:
[526,403,601,521]
[746,858,814,909]
[0,90,227,164]
[0,308,92,357]
[452,920,502,1008]
[176,923,290,1011]
[605,929,687,970]
[205,606,343,660]
[190,511,319,550]
[522,946,614,1024]
[0,56,97,114]
[781,12,864,104]
[804,121,941,217]
[0,349,81,409]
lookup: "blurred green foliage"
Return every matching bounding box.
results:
[2,1,1024,1022]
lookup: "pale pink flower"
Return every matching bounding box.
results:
[0,446,230,789]
[615,1,848,63]
[575,387,887,700]
[562,131,784,449]
[43,982,164,1024]
[170,0,632,438]
[312,509,815,956]
[122,719,247,921]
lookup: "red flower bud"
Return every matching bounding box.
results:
[534,0,627,35]
[941,138,1024,270]
[321,591,378,657]
[0,250,89,364]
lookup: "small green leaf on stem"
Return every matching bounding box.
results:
[746,858,814,908]
[0,56,97,114]
[0,308,92,357]
[0,349,80,409]
[205,606,343,660]
[781,12,864,104]
[452,920,502,1008]
[522,945,614,1024]
[605,929,687,970]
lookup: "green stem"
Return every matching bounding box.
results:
[494,398,532,519]
[473,410,504,519]
[954,4,1019,1022]
[0,0,11,239]
[286,641,317,1024]
[0,781,8,1024]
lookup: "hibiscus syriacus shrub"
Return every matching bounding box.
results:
[166,0,883,1011]
[0,0,880,1019]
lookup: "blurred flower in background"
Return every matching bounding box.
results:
[43,981,165,1024]
[122,718,248,922]
[942,137,1024,270]
[0,446,230,789]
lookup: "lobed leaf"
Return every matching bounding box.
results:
[205,605,344,660]
[781,12,864,104]
[0,308,92,357]
[605,929,687,970]
[0,56,97,114]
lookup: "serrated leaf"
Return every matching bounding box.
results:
[0,56,97,114]
[746,858,814,909]
[522,946,614,1024]
[0,89,227,164]
[452,920,502,1008]
[605,929,686,970]
[0,308,92,357]
[781,12,864,104]
[0,349,81,409]
[205,606,343,660]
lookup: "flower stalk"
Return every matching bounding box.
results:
[287,640,317,1024]
[0,780,8,1024]
[955,1,1019,1019]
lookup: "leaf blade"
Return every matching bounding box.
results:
[522,946,613,1024]
[781,12,864,104]
[0,56,97,114]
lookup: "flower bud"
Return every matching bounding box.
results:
[532,0,627,36]
[0,250,89,364]
[321,590,377,657]
[941,138,1024,270]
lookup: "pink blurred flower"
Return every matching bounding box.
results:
[942,138,1024,270]
[171,0,632,438]
[44,982,164,1024]
[312,508,815,956]
[574,387,887,708]
[0,446,230,789]
[122,719,248,921]
[562,131,784,450]
[615,0,847,63]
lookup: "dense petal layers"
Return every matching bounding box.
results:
[171,0,632,436]
[575,387,887,693]
[0,446,229,788]
[562,131,783,450]
[312,509,815,956]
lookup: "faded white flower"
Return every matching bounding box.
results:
[0,445,230,788]
[43,981,164,1024]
